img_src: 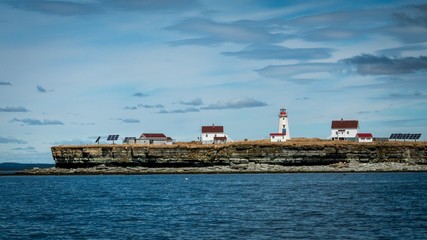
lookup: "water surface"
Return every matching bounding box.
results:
[1,173,426,239]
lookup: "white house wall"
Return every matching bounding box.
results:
[270,135,286,142]
[331,129,358,139]
[201,133,228,144]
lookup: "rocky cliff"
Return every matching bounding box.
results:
[51,140,427,168]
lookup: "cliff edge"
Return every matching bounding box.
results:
[51,140,427,169]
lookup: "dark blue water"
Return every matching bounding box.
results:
[1,173,426,239]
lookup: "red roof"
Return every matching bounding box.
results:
[356,133,373,138]
[270,133,286,136]
[202,125,224,133]
[140,133,166,138]
[331,120,359,129]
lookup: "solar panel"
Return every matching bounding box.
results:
[107,135,119,141]
[389,133,422,140]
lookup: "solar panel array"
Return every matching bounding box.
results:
[107,135,119,141]
[389,133,421,140]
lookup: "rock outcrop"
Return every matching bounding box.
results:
[51,140,427,169]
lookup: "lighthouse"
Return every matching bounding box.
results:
[270,107,291,142]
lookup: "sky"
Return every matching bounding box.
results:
[1,0,427,163]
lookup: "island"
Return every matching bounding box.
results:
[19,139,427,175]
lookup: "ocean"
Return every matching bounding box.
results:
[1,173,426,239]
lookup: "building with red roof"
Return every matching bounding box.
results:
[135,133,173,145]
[201,124,228,144]
[330,119,359,140]
[356,133,373,143]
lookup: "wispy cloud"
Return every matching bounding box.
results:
[3,0,199,16]
[376,45,427,57]
[37,85,47,93]
[124,106,138,110]
[138,104,164,109]
[159,107,199,114]
[0,107,29,112]
[201,97,267,110]
[342,54,427,75]
[256,62,345,83]
[0,136,27,144]
[104,0,199,12]
[4,0,100,16]
[118,118,140,123]
[10,118,64,126]
[133,92,148,97]
[386,4,427,43]
[0,81,12,86]
[178,98,203,106]
[389,91,427,99]
[222,44,334,60]
[12,146,36,152]
[167,18,286,46]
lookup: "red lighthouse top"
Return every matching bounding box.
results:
[279,108,287,117]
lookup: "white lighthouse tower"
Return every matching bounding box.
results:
[270,107,291,142]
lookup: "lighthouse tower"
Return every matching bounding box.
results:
[278,107,290,140]
[270,107,291,142]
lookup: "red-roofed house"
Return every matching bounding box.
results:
[136,133,173,145]
[201,125,228,144]
[330,119,359,140]
[356,133,373,143]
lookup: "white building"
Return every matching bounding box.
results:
[201,125,228,144]
[136,133,173,145]
[270,107,291,142]
[330,119,359,140]
[356,133,373,143]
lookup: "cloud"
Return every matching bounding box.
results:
[389,91,427,99]
[167,18,286,46]
[158,107,199,114]
[138,104,164,109]
[201,97,267,110]
[103,0,199,12]
[256,62,346,83]
[4,0,101,16]
[37,85,48,93]
[0,136,27,144]
[10,118,64,126]
[342,54,427,75]
[12,146,36,152]
[125,104,164,110]
[124,106,138,110]
[0,81,12,86]
[376,45,427,57]
[133,92,148,97]
[0,107,30,112]
[118,118,140,123]
[392,4,427,27]
[178,98,203,106]
[2,0,198,17]
[222,44,334,60]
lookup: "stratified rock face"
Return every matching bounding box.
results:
[51,141,427,168]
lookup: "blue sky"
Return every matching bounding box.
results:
[1,0,427,163]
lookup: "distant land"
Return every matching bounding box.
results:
[0,162,55,175]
